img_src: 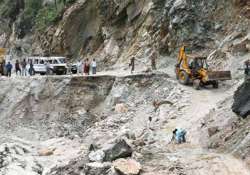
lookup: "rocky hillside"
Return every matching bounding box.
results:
[1,0,250,68]
[0,0,250,175]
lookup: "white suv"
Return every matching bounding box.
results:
[27,57,68,75]
[48,57,68,75]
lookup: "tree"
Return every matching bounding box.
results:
[54,0,66,9]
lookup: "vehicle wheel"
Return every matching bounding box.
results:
[178,71,190,85]
[212,81,219,89]
[193,79,201,90]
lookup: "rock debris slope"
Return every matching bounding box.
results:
[0,0,250,175]
[0,70,248,174]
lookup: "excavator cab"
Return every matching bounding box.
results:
[190,57,208,70]
[175,46,232,90]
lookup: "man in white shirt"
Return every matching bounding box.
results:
[91,59,97,74]
[77,60,82,74]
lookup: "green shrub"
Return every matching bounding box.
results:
[35,6,58,32]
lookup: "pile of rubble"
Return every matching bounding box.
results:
[47,139,141,175]
[0,143,42,175]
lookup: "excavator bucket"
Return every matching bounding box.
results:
[207,71,232,81]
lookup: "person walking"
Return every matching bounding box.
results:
[5,61,13,77]
[21,59,27,76]
[129,57,135,74]
[83,58,90,75]
[150,48,158,70]
[91,59,97,74]
[29,60,34,76]
[15,60,21,76]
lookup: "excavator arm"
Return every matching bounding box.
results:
[177,46,190,72]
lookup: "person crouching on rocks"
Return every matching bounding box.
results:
[171,128,187,144]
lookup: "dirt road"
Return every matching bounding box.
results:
[156,58,250,175]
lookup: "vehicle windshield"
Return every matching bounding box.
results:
[59,58,66,63]
[203,59,209,69]
[197,58,209,69]
[197,59,203,67]
[53,60,58,64]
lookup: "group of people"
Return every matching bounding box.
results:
[78,58,97,75]
[129,46,158,74]
[2,59,34,77]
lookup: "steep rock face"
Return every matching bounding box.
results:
[232,79,250,118]
[0,0,249,69]
[38,1,103,57]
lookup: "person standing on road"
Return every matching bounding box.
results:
[77,60,82,74]
[15,60,21,76]
[21,59,27,76]
[129,57,135,74]
[91,59,97,74]
[5,61,13,77]
[150,47,158,70]
[29,60,34,76]
[84,58,90,75]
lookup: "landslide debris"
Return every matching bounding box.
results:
[0,73,190,174]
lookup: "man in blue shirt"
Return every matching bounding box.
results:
[172,128,187,144]
[6,62,13,77]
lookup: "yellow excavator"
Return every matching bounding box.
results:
[175,46,232,89]
[0,48,6,75]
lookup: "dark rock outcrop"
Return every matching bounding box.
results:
[103,139,133,162]
[232,79,250,118]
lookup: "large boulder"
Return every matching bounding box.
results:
[113,159,141,175]
[232,79,250,118]
[103,139,133,162]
